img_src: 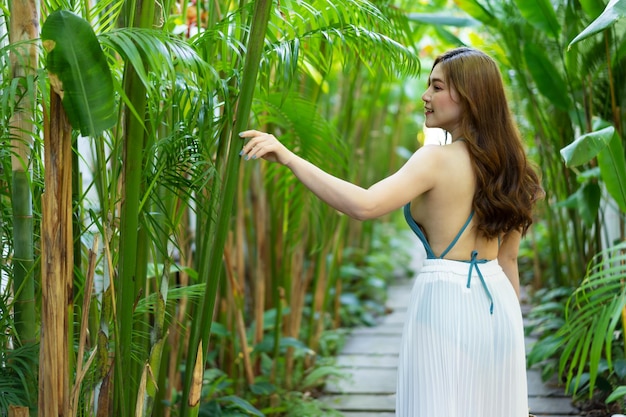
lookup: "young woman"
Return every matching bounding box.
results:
[240,47,543,417]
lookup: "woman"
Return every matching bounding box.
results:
[240,47,543,417]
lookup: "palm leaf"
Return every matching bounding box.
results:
[41,10,116,137]
[557,240,626,397]
[273,0,421,78]
[99,28,212,96]
[86,0,124,34]
[0,342,39,411]
[252,92,348,245]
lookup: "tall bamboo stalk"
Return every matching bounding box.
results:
[115,0,157,413]
[8,0,38,347]
[181,0,274,411]
[39,90,73,417]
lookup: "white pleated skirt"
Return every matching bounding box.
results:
[396,258,528,417]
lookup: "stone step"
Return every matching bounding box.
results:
[322,394,396,411]
[325,368,397,394]
[340,335,401,355]
[335,354,399,368]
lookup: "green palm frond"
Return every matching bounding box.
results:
[264,0,420,91]
[302,23,420,74]
[0,41,39,122]
[0,342,38,412]
[252,92,348,246]
[99,28,212,96]
[193,0,420,97]
[557,240,626,397]
[86,0,124,34]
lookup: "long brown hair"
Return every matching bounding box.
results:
[433,47,544,238]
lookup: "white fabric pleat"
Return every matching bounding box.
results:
[396,257,528,417]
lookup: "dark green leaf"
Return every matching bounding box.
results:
[249,381,276,395]
[514,0,561,38]
[606,385,626,403]
[527,334,563,366]
[454,0,494,25]
[220,395,264,416]
[579,0,611,18]
[433,26,465,46]
[523,43,571,110]
[560,126,615,167]
[41,10,116,136]
[597,130,626,212]
[578,182,601,227]
[615,359,626,379]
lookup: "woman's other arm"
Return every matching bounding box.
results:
[497,229,522,299]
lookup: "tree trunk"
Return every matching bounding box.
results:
[39,90,73,417]
[8,405,29,417]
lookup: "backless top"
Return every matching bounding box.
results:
[403,203,494,314]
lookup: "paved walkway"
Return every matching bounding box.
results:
[322,244,581,417]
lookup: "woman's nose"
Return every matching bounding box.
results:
[421,90,429,102]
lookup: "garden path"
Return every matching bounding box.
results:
[321,236,581,417]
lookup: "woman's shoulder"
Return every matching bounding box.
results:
[411,143,446,161]
[411,141,470,169]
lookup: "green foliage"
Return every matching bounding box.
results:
[557,241,626,398]
[528,242,626,405]
[0,342,38,414]
[271,392,343,417]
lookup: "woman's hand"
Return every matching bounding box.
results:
[239,130,295,166]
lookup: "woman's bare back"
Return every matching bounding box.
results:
[409,140,499,261]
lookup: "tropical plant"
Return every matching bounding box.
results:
[1,0,424,416]
[526,119,625,410]
[514,0,626,410]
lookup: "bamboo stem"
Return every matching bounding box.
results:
[9,0,39,347]
[182,0,274,410]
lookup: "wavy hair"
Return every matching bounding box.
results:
[432,47,544,238]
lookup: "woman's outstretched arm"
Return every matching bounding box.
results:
[239,130,439,220]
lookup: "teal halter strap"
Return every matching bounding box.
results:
[403,203,436,258]
[403,203,475,259]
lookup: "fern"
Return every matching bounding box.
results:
[557,240,626,397]
[0,342,38,414]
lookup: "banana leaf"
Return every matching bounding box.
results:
[523,42,571,111]
[560,126,615,167]
[597,131,626,212]
[569,0,626,48]
[514,0,561,39]
[41,10,116,137]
